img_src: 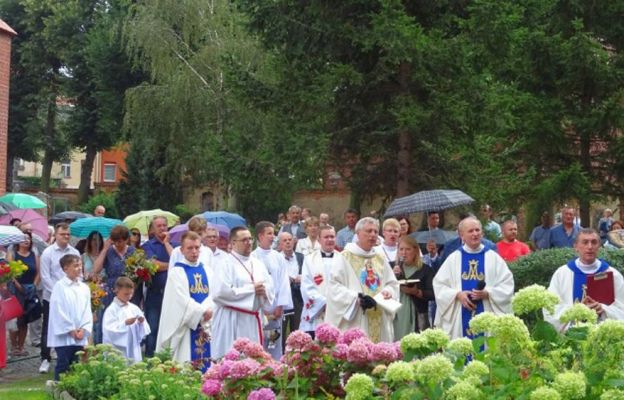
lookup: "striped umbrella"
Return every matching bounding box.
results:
[0,225,27,247]
[384,189,475,217]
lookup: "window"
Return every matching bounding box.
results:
[103,163,117,182]
[61,162,71,178]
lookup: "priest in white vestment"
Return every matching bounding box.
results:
[433,217,514,339]
[103,276,150,363]
[300,225,339,334]
[156,232,213,371]
[325,217,399,343]
[211,227,275,359]
[545,228,624,332]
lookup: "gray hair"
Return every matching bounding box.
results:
[355,217,380,232]
[458,217,482,234]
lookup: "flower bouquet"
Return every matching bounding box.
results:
[87,280,107,311]
[0,259,28,285]
[124,249,158,286]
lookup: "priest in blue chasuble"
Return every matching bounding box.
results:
[433,217,514,339]
[156,231,213,371]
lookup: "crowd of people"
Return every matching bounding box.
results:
[2,203,624,382]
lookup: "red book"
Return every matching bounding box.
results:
[586,271,615,305]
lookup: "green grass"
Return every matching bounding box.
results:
[0,374,49,400]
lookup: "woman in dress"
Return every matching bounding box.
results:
[7,232,40,356]
[393,235,435,340]
[81,231,104,281]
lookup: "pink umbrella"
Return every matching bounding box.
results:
[169,223,229,243]
[0,208,49,241]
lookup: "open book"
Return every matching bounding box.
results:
[373,293,403,315]
[397,279,420,286]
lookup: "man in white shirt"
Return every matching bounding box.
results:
[39,223,80,374]
[204,226,227,259]
[251,221,292,359]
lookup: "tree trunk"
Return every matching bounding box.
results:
[78,145,97,204]
[5,155,14,192]
[396,61,412,197]
[579,130,591,227]
[40,98,56,193]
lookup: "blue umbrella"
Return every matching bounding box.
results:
[69,217,125,239]
[200,211,246,229]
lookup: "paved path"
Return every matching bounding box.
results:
[0,340,54,383]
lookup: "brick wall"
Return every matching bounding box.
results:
[0,20,16,195]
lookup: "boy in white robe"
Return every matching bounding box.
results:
[545,228,624,332]
[156,232,213,371]
[325,218,399,343]
[433,217,514,339]
[103,277,150,363]
[211,227,275,360]
[48,254,92,381]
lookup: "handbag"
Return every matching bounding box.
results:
[1,295,24,321]
[23,294,42,323]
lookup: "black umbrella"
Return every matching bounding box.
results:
[384,189,474,217]
[49,211,92,226]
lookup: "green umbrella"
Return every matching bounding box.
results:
[0,193,47,209]
[70,217,125,238]
[123,209,179,235]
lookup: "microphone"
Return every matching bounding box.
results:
[398,256,405,277]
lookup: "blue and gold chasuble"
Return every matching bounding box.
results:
[175,262,210,372]
[460,248,485,338]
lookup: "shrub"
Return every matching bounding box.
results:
[57,344,127,400]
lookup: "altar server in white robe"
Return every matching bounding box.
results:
[300,225,339,335]
[168,216,213,273]
[251,221,292,359]
[433,217,514,339]
[156,232,213,372]
[545,228,624,332]
[325,217,399,343]
[211,227,275,360]
[103,276,150,363]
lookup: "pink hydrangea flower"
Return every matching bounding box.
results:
[247,388,276,400]
[315,323,341,345]
[218,359,235,380]
[393,341,403,359]
[243,342,267,359]
[369,342,400,363]
[230,358,261,379]
[333,343,349,361]
[202,379,222,396]
[347,338,371,365]
[224,349,241,361]
[203,364,221,380]
[233,337,254,352]
[339,327,366,345]
[285,330,313,351]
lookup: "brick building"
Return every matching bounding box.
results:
[0,19,16,195]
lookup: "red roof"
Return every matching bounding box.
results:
[0,19,16,37]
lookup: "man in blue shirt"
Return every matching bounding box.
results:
[142,216,175,357]
[529,211,552,250]
[549,206,580,248]
[335,208,359,251]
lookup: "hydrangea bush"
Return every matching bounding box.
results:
[57,285,624,400]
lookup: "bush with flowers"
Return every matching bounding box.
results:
[55,286,624,400]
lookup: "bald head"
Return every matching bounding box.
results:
[278,231,294,253]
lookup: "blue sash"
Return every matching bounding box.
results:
[460,248,486,338]
[175,262,211,372]
[566,259,609,302]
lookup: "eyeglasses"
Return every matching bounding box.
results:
[205,235,218,239]
[233,238,254,244]
[132,232,141,236]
